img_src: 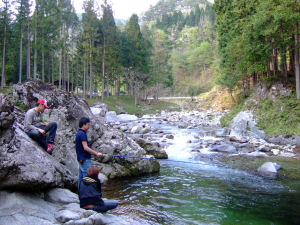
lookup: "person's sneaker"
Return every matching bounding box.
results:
[46,143,54,155]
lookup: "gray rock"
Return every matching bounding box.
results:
[117,114,138,122]
[46,188,79,204]
[90,103,108,117]
[210,144,237,153]
[166,134,174,139]
[245,151,269,157]
[104,111,117,122]
[0,191,58,225]
[131,125,143,133]
[0,190,129,225]
[140,126,151,134]
[55,210,81,223]
[258,162,281,178]
[229,111,265,139]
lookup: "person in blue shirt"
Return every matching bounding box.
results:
[75,117,102,189]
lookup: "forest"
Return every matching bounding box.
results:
[0,0,299,101]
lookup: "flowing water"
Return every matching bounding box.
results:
[103,119,300,225]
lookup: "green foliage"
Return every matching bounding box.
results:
[214,0,300,94]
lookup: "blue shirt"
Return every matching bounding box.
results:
[75,129,92,161]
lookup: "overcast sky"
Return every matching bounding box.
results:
[73,0,214,20]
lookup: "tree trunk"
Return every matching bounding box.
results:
[83,59,86,98]
[76,57,79,94]
[26,17,31,80]
[101,41,105,102]
[252,72,256,86]
[67,53,69,92]
[42,47,45,82]
[33,18,37,79]
[295,22,300,99]
[1,21,7,88]
[272,43,278,77]
[63,50,66,90]
[47,52,50,82]
[280,25,288,83]
[289,35,295,73]
[51,51,54,84]
[71,56,73,92]
[267,58,271,77]
[42,32,45,82]
[89,39,93,99]
[86,58,89,98]
[59,48,62,89]
[107,72,109,97]
[117,74,120,96]
[18,25,23,83]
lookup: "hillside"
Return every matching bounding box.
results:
[142,0,211,22]
[141,0,217,96]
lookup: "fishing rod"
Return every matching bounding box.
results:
[104,154,204,165]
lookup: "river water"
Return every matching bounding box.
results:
[103,118,300,225]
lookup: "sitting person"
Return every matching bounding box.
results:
[24,99,57,155]
[79,166,118,213]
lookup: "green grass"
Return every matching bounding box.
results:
[0,87,12,95]
[255,95,300,136]
[13,101,28,111]
[86,95,181,115]
[220,92,300,136]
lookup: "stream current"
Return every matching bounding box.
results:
[103,118,300,225]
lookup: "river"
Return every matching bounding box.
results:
[103,116,300,225]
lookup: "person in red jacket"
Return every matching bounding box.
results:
[78,166,118,212]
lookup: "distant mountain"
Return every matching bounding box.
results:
[142,0,211,23]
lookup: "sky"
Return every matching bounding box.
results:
[73,0,214,20]
[73,0,160,20]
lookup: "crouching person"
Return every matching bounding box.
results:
[24,99,57,155]
[79,166,118,213]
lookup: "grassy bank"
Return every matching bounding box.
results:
[86,95,181,115]
[220,92,300,137]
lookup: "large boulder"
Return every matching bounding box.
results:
[0,189,129,225]
[229,111,265,139]
[257,162,281,178]
[0,80,159,191]
[90,102,108,117]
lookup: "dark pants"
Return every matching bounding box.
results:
[27,122,57,150]
[91,200,118,213]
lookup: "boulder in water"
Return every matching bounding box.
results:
[210,144,237,153]
[257,162,281,178]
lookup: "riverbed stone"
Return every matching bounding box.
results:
[210,144,237,153]
[258,162,281,178]
[117,114,138,122]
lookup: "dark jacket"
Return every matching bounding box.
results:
[79,176,104,208]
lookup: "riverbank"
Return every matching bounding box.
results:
[86,95,181,115]
[101,109,300,224]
